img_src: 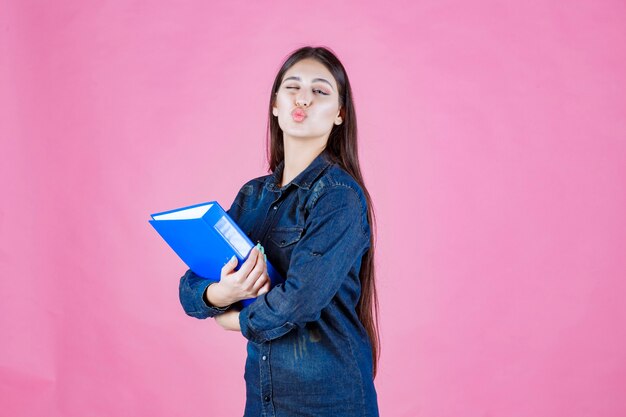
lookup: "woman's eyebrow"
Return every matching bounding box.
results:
[282,76,334,91]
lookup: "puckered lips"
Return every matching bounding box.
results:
[291,108,307,122]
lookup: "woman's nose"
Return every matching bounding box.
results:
[296,90,312,107]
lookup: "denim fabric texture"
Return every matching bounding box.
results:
[178,150,379,417]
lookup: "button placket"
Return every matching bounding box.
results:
[258,196,283,246]
[259,342,274,415]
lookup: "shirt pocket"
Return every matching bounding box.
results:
[268,227,303,247]
[266,227,304,276]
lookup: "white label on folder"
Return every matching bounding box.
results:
[214,216,252,257]
[153,203,213,220]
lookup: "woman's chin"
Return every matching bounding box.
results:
[281,128,332,143]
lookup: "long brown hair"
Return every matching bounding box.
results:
[265,46,380,378]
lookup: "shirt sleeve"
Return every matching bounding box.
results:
[238,185,370,343]
[178,269,232,319]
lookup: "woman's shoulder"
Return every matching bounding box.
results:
[235,173,272,195]
[308,163,371,237]
[311,163,367,205]
[226,174,272,214]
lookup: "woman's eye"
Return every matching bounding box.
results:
[285,86,329,95]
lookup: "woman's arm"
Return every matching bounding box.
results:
[238,185,370,343]
[178,246,270,319]
[215,309,241,331]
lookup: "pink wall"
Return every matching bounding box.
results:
[2,1,625,416]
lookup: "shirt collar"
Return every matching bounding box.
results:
[266,150,332,191]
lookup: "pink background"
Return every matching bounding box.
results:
[2,1,625,416]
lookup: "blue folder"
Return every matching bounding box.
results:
[149,201,283,308]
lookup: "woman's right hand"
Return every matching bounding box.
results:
[205,245,271,308]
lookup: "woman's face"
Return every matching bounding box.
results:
[273,58,343,144]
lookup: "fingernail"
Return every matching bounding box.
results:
[231,255,237,262]
[260,245,265,254]
[264,254,267,262]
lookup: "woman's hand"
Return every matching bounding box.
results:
[215,309,241,331]
[205,244,271,307]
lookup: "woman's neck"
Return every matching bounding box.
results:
[280,139,326,187]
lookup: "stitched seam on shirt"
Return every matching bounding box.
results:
[344,328,367,414]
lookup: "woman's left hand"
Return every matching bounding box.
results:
[215,309,241,332]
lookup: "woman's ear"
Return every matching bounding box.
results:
[272,107,278,117]
[335,106,344,125]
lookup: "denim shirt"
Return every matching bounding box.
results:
[178,150,379,417]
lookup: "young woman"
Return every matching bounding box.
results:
[178,46,380,417]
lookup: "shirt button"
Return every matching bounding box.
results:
[273,205,278,210]
[262,355,267,361]
[264,395,271,402]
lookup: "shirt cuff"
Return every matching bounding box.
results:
[238,300,296,343]
[180,276,231,319]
